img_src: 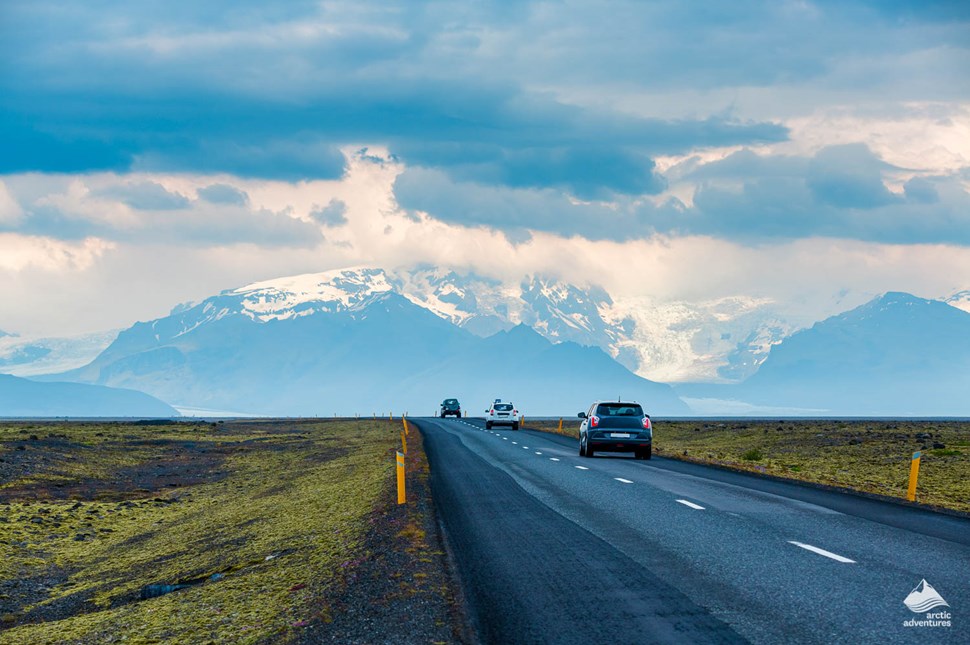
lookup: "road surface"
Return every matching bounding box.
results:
[415,417,969,644]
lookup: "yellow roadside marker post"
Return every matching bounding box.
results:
[521,415,525,427]
[401,429,407,454]
[907,451,921,501]
[403,418,410,435]
[558,417,563,432]
[396,451,406,504]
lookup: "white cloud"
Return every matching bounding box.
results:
[1,151,969,339]
[0,234,115,272]
[0,181,24,226]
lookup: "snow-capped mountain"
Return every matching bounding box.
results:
[154,266,796,383]
[60,287,688,416]
[16,267,964,387]
[739,292,970,415]
[0,330,120,377]
[946,290,970,314]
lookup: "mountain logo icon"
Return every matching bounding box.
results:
[903,579,950,613]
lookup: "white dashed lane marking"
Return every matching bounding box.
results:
[788,541,855,563]
[676,500,705,510]
[575,466,589,470]
[535,452,542,455]
[614,478,633,484]
[550,458,560,462]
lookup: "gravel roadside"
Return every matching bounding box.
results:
[294,424,470,645]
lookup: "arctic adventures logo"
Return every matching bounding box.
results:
[902,579,952,629]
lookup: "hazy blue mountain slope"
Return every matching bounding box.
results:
[0,374,177,417]
[739,292,970,415]
[63,288,689,415]
[68,293,478,414]
[400,325,689,415]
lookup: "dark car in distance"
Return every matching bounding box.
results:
[440,398,462,418]
[579,401,652,459]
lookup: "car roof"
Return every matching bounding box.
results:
[592,400,641,406]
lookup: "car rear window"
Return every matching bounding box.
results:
[443,399,458,405]
[596,403,643,417]
[494,403,513,411]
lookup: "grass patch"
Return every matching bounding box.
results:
[523,418,970,514]
[0,419,400,643]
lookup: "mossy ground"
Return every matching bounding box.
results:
[525,418,970,514]
[0,419,404,644]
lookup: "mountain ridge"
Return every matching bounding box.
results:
[0,374,177,417]
[737,292,970,415]
[63,288,688,415]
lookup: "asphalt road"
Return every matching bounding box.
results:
[415,417,970,645]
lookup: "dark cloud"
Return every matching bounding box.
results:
[395,145,970,246]
[0,0,793,192]
[197,183,249,206]
[806,144,900,209]
[98,181,190,210]
[904,177,940,204]
[309,199,348,227]
[394,167,673,241]
[3,182,322,248]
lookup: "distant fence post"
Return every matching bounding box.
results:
[907,451,921,501]
[396,451,406,504]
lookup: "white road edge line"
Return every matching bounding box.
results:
[788,541,855,563]
[676,499,706,510]
[575,465,589,470]
[615,478,633,484]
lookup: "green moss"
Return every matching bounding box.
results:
[525,419,970,513]
[0,420,400,644]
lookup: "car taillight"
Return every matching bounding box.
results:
[590,415,600,428]
[642,417,652,430]
[513,410,518,415]
[490,409,494,414]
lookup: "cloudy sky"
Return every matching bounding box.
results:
[1,0,968,337]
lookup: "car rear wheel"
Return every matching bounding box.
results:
[579,438,586,456]
[485,421,492,429]
[512,422,519,431]
[584,439,595,458]
[635,447,652,460]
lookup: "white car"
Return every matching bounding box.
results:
[485,401,520,430]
